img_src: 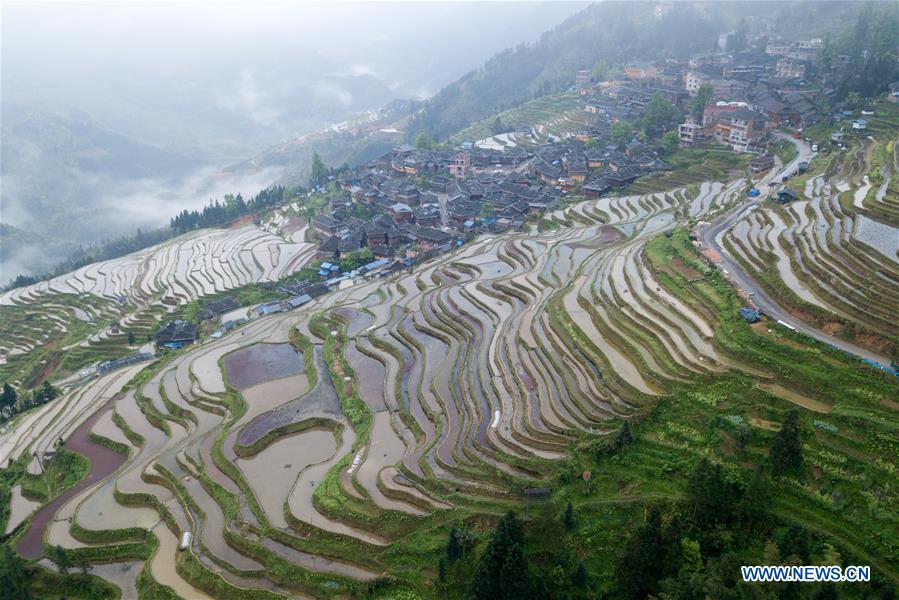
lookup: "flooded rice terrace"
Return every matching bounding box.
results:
[223,342,305,389]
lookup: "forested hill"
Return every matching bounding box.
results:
[406,1,866,141]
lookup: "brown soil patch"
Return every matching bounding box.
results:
[701,247,723,264]
[757,383,832,413]
[823,322,845,336]
[854,333,893,355]
[748,416,779,431]
[785,305,817,323]
[880,398,899,411]
[671,257,704,282]
[228,215,256,229]
[751,322,769,334]
[573,225,625,249]
[775,336,808,351]
[282,216,307,235]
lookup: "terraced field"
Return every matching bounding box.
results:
[449,92,590,148]
[718,134,899,361]
[0,213,314,385]
[2,133,897,597]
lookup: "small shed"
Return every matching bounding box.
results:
[777,188,798,204]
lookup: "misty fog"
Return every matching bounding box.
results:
[0,1,586,284]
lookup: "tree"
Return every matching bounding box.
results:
[438,557,447,583]
[686,459,740,528]
[468,511,530,600]
[562,500,575,530]
[591,58,610,81]
[617,420,636,447]
[49,545,73,576]
[0,383,17,411]
[680,538,703,573]
[641,93,681,132]
[446,527,462,563]
[491,117,507,135]
[692,83,714,120]
[611,122,634,146]
[34,381,60,405]
[310,152,328,188]
[770,409,804,477]
[778,524,810,563]
[479,203,495,219]
[414,131,436,150]
[72,552,92,575]
[0,544,31,599]
[661,130,680,155]
[573,560,588,588]
[127,331,135,345]
[616,505,679,599]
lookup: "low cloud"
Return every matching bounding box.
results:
[1,165,285,284]
[220,68,282,127]
[313,81,354,107]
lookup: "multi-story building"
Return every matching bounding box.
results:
[776,58,806,80]
[449,152,470,179]
[624,63,659,81]
[685,71,709,95]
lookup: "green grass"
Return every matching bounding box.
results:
[630,145,750,194]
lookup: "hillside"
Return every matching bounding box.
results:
[406,1,868,141]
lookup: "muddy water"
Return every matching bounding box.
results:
[855,215,898,261]
[239,428,337,528]
[262,537,381,580]
[89,560,144,600]
[224,343,305,390]
[564,277,656,395]
[286,424,388,545]
[150,522,213,600]
[4,485,40,535]
[191,343,239,394]
[355,412,424,515]
[345,343,387,412]
[16,402,128,558]
[181,475,263,571]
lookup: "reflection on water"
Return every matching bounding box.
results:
[855,215,898,262]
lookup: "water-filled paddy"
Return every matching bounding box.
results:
[224,343,304,389]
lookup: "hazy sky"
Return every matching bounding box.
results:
[1,2,589,281]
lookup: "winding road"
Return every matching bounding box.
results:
[700,133,891,365]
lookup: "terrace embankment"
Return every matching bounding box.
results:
[6,131,898,597]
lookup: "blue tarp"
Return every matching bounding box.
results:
[739,307,760,323]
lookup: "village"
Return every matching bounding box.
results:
[146,21,898,352]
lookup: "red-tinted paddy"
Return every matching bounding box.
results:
[223,343,304,390]
[16,401,126,558]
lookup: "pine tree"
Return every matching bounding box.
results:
[49,545,73,576]
[617,421,635,447]
[468,511,530,600]
[0,544,31,599]
[770,409,804,477]
[562,500,575,530]
[446,527,462,563]
[310,152,328,188]
[438,557,447,583]
[127,331,135,345]
[0,383,17,411]
[573,560,588,588]
[616,506,669,599]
